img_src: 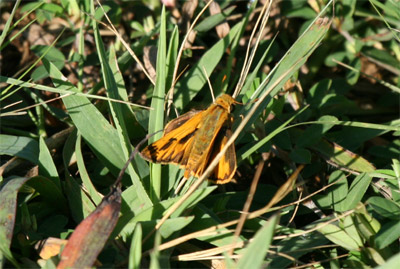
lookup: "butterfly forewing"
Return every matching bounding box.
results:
[141,111,204,164]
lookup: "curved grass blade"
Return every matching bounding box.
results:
[0,134,39,164]
[41,59,151,206]
[147,6,167,200]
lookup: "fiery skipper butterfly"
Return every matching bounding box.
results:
[141,94,240,184]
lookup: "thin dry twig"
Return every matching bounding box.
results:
[166,0,214,116]
[229,155,266,255]
[95,0,155,85]
[233,0,273,98]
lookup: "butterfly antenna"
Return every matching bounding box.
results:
[202,66,215,102]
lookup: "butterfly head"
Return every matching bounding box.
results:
[215,94,240,113]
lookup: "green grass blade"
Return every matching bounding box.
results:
[147,6,167,200]
[41,59,151,206]
[75,133,103,205]
[38,136,61,189]
[92,4,151,201]
[129,223,142,269]
[0,0,21,48]
[344,173,373,210]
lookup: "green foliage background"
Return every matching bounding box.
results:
[1,0,399,268]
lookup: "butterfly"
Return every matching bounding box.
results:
[141,94,240,184]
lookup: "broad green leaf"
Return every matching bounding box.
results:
[149,231,161,269]
[318,223,360,251]
[353,205,381,241]
[367,196,400,220]
[27,176,68,214]
[269,231,328,268]
[118,186,216,238]
[159,216,194,239]
[311,139,376,173]
[0,134,38,164]
[237,214,279,269]
[93,7,150,197]
[75,134,102,205]
[343,173,372,210]
[314,170,349,212]
[342,215,364,247]
[374,220,400,249]
[289,148,311,164]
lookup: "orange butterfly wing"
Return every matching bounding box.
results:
[140,110,203,165]
[183,104,229,179]
[208,126,236,184]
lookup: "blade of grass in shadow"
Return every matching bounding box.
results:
[129,223,142,269]
[0,134,39,164]
[41,59,151,206]
[92,4,151,197]
[75,133,103,205]
[147,6,167,201]
[0,177,28,268]
[38,136,61,189]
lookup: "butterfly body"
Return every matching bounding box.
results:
[141,94,239,184]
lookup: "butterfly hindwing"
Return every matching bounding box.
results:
[209,127,236,183]
[184,104,229,178]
